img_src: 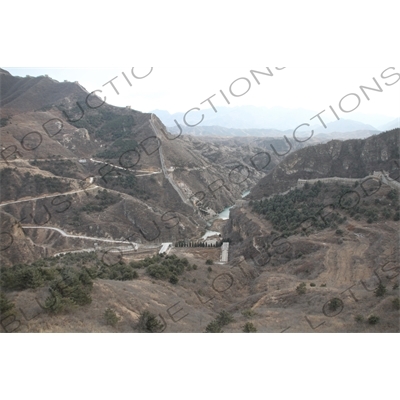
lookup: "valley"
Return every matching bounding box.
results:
[1,68,399,333]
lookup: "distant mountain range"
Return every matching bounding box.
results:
[152,105,397,134]
[379,117,400,131]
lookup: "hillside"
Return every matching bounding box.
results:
[1,70,299,266]
[250,129,400,200]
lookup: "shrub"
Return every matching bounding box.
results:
[355,315,364,323]
[138,311,165,333]
[368,315,380,325]
[169,275,179,285]
[207,267,213,273]
[375,283,387,297]
[243,322,258,333]
[205,320,223,333]
[296,282,307,295]
[206,260,214,265]
[242,309,256,319]
[44,290,75,314]
[216,311,235,327]
[104,308,121,327]
[0,292,15,315]
[205,311,235,333]
[0,117,10,127]
[44,268,94,314]
[146,256,186,281]
[328,298,343,312]
[0,264,55,291]
[310,283,316,287]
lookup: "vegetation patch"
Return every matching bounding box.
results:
[243,322,258,333]
[205,311,235,333]
[104,308,121,327]
[81,189,122,214]
[138,310,165,333]
[0,169,72,202]
[252,182,399,237]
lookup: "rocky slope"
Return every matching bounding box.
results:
[250,129,399,199]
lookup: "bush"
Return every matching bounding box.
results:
[296,282,307,295]
[310,283,316,287]
[355,315,364,323]
[104,308,121,327]
[0,264,55,291]
[368,315,380,325]
[328,298,343,312]
[205,311,235,333]
[44,290,75,314]
[387,190,397,201]
[146,256,187,281]
[206,260,214,265]
[216,311,235,327]
[205,320,223,333]
[243,322,258,333]
[0,292,15,315]
[242,309,256,319]
[375,283,387,297]
[0,117,10,127]
[138,311,164,333]
[393,298,400,311]
[44,269,94,314]
[169,275,179,285]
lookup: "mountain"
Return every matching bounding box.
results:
[250,129,399,200]
[154,106,387,135]
[379,117,400,132]
[312,119,378,134]
[154,106,322,130]
[1,69,302,267]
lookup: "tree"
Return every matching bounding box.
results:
[169,275,179,285]
[243,322,257,333]
[138,311,164,333]
[104,308,121,327]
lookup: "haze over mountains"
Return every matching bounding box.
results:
[154,105,399,140]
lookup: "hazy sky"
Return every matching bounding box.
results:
[4,67,400,122]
